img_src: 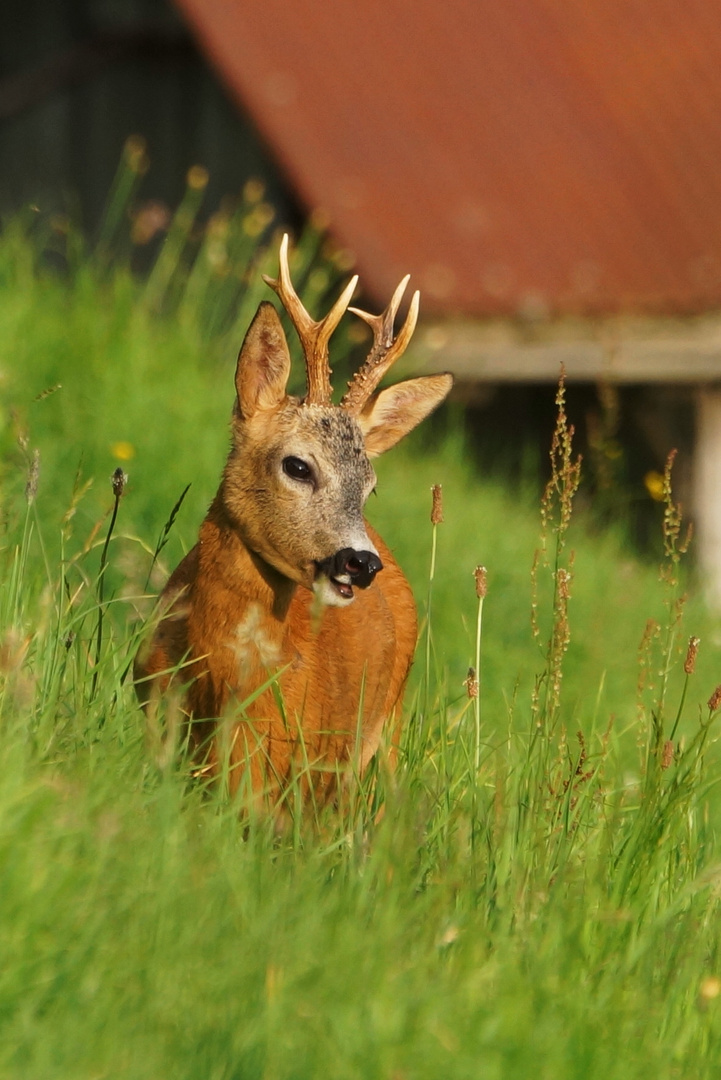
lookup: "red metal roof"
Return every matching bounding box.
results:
[174,0,721,317]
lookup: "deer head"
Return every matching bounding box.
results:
[220,235,452,607]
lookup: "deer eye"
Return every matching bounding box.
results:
[282,456,313,483]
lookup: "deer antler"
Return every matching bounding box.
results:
[263,234,358,405]
[340,276,420,416]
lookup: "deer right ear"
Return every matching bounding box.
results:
[358,373,453,457]
[235,302,292,418]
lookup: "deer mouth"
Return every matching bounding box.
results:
[311,568,355,606]
[311,565,355,602]
[328,572,354,600]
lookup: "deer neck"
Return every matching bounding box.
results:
[200,495,297,623]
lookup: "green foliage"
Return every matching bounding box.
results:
[1,203,721,1078]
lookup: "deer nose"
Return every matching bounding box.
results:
[344,549,383,588]
[315,547,384,589]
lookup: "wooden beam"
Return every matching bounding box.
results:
[408,318,721,384]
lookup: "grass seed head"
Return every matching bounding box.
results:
[187,164,209,191]
[539,369,582,557]
[464,667,479,699]
[112,467,128,499]
[660,449,691,579]
[131,201,170,245]
[557,566,571,602]
[474,565,487,599]
[683,636,700,675]
[124,134,149,175]
[24,448,39,504]
[430,484,444,524]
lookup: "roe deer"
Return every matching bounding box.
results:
[134,235,452,807]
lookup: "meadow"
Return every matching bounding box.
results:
[1,167,721,1078]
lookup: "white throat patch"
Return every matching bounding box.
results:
[232,602,283,671]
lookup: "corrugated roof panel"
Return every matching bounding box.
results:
[174,0,721,316]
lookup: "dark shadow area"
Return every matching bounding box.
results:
[0,0,302,237]
[411,382,696,555]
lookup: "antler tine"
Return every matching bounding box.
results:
[349,272,409,338]
[341,277,420,416]
[263,234,358,405]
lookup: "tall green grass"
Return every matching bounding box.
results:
[1,183,721,1077]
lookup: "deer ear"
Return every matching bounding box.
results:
[357,373,453,457]
[235,302,291,418]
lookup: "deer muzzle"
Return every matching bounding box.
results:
[315,547,383,600]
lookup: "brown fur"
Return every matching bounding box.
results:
[135,286,452,809]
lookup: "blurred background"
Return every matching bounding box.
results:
[4,0,721,599]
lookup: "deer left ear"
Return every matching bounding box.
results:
[357,373,453,458]
[235,302,291,418]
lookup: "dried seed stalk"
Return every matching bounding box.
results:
[91,468,127,700]
[533,369,582,726]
